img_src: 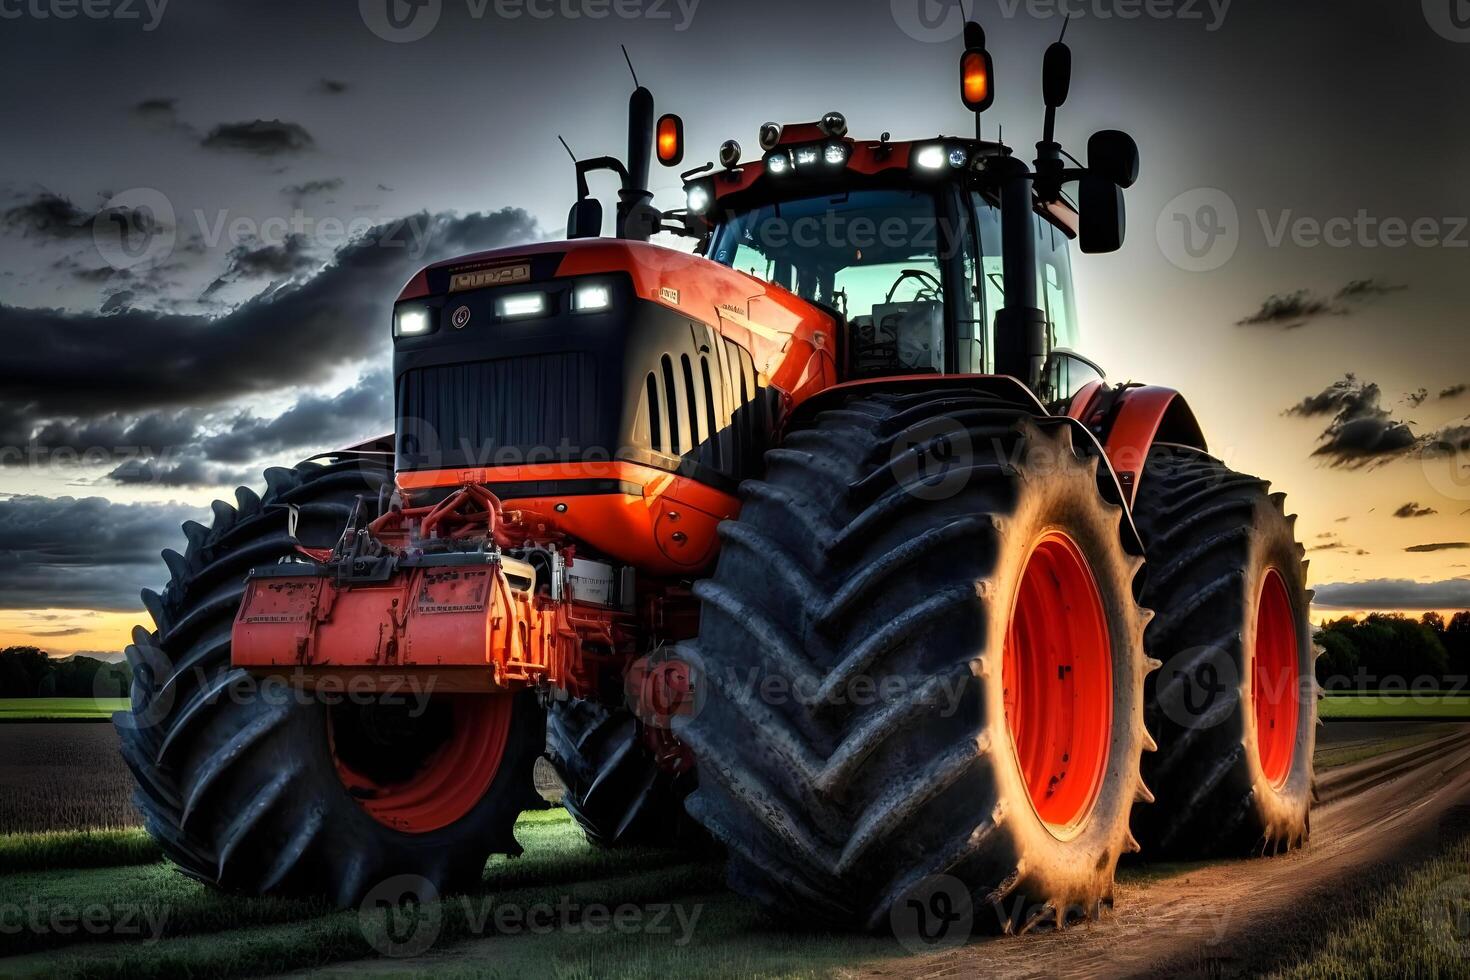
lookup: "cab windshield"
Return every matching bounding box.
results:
[709,189,947,376]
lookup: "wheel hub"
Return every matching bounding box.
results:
[1003,531,1113,836]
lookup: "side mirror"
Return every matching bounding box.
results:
[1087,130,1139,189]
[1079,175,1125,254]
[567,199,603,240]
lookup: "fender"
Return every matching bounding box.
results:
[1070,383,1208,506]
[787,373,1048,425]
[789,374,1145,555]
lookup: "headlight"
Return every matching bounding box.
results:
[766,152,791,175]
[686,184,711,215]
[824,143,848,165]
[572,282,612,312]
[496,293,546,319]
[394,305,432,337]
[914,145,947,170]
[794,147,820,168]
[948,147,969,168]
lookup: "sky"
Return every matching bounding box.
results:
[1,0,1468,656]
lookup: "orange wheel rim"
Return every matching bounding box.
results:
[331,694,514,833]
[1253,569,1299,789]
[1003,531,1113,836]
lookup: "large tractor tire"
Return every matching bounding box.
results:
[544,697,699,848]
[114,459,545,907]
[675,389,1153,933]
[1132,447,1315,857]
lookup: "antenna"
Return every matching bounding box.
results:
[621,44,639,89]
[557,135,578,164]
[1058,12,1071,43]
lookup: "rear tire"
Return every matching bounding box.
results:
[544,697,699,848]
[1132,447,1315,858]
[676,390,1153,932]
[114,459,546,906]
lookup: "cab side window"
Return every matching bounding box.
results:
[1036,219,1079,354]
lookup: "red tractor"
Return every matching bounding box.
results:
[117,23,1315,932]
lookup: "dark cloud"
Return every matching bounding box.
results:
[220,233,318,280]
[1284,374,1419,467]
[0,495,199,610]
[132,97,178,119]
[1313,578,1470,610]
[131,97,196,136]
[100,290,135,314]
[1238,280,1407,329]
[1425,426,1470,456]
[281,178,344,203]
[0,208,538,425]
[51,254,122,284]
[1394,503,1438,518]
[1236,290,1340,329]
[2,192,93,240]
[106,457,253,489]
[202,119,315,156]
[198,369,391,465]
[1405,543,1470,553]
[1336,279,1407,301]
[1406,388,1429,408]
[317,79,348,95]
[1441,384,1468,401]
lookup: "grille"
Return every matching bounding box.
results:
[396,353,610,469]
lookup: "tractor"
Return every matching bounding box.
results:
[116,22,1315,933]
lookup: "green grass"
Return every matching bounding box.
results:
[0,828,159,874]
[1268,834,1470,978]
[1319,693,1470,721]
[0,807,923,980]
[0,699,129,722]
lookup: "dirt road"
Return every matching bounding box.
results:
[862,726,1470,979]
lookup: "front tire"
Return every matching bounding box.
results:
[1132,447,1315,858]
[676,390,1153,932]
[544,697,699,847]
[114,459,546,906]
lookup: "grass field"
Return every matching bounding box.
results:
[1269,831,1470,978]
[0,808,906,979]
[1,716,1463,977]
[0,699,129,722]
[1319,692,1470,721]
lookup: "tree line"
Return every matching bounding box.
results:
[0,647,133,699]
[1316,612,1470,691]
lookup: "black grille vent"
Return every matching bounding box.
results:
[642,339,764,480]
[397,353,610,468]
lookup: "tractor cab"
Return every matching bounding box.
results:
[688,132,1096,406]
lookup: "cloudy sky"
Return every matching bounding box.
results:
[1,0,1468,655]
